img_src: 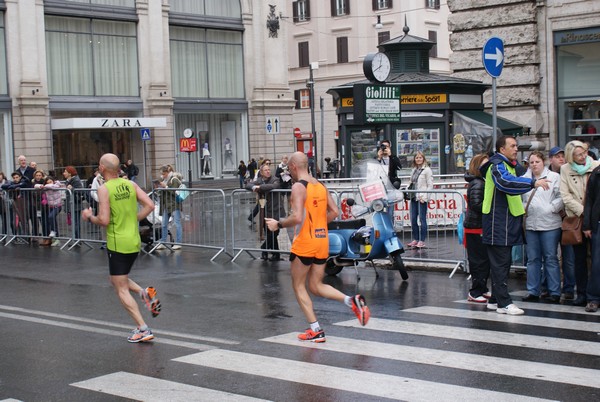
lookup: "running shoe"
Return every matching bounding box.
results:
[467,293,487,303]
[351,294,371,326]
[297,328,326,343]
[141,286,162,317]
[127,328,154,343]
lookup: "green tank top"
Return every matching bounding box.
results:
[105,178,140,253]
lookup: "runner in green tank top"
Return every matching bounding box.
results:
[82,153,161,343]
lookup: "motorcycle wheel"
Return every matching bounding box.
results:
[325,259,344,276]
[391,251,409,280]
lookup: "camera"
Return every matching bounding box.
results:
[380,144,388,151]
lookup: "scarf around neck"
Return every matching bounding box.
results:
[571,156,592,175]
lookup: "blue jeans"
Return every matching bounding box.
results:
[161,209,182,243]
[525,228,562,296]
[410,199,428,241]
[560,244,576,294]
[587,225,600,302]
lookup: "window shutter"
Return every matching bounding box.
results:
[372,0,378,11]
[345,0,350,14]
[337,37,348,63]
[389,0,393,8]
[305,0,311,21]
[428,30,438,58]
[331,0,336,16]
[292,1,298,23]
[294,90,301,109]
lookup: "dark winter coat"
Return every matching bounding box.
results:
[246,174,286,219]
[583,165,600,233]
[464,173,484,230]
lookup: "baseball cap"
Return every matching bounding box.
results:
[549,146,564,157]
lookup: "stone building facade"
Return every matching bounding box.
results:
[448,0,600,152]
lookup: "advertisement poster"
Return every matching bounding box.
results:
[395,128,440,175]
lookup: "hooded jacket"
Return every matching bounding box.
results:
[481,153,534,246]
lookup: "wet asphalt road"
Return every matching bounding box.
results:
[0,244,599,402]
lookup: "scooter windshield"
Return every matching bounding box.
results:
[351,160,403,204]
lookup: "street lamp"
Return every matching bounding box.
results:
[307,61,319,177]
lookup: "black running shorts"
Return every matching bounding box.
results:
[107,251,139,276]
[290,252,327,266]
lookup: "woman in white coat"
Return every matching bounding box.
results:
[521,151,564,303]
[407,151,433,248]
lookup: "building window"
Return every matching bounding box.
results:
[170,27,244,98]
[298,41,309,68]
[378,31,390,45]
[426,0,440,9]
[331,0,350,17]
[45,16,139,96]
[170,0,241,17]
[428,31,438,58]
[295,89,311,109]
[337,37,348,63]
[373,0,393,10]
[0,13,7,95]
[293,0,311,22]
[62,0,135,6]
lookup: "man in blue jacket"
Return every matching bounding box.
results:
[481,136,549,315]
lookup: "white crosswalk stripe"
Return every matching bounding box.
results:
[72,299,600,400]
[173,349,552,401]
[71,372,270,402]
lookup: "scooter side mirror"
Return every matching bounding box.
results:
[392,180,401,190]
[346,198,355,206]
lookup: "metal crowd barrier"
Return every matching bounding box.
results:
[148,188,230,261]
[1,187,75,249]
[230,189,291,262]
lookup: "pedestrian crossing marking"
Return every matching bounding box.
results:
[335,318,600,356]
[263,333,600,388]
[455,299,599,316]
[71,371,270,402]
[173,349,554,401]
[403,306,600,333]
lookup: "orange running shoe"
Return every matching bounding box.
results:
[297,328,326,343]
[142,286,161,317]
[351,294,370,326]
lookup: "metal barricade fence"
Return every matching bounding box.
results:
[1,187,74,249]
[230,189,292,261]
[149,188,229,261]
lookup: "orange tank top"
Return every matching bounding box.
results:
[290,180,329,258]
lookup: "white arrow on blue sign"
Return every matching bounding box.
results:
[482,37,504,78]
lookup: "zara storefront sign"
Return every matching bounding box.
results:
[352,84,401,124]
[51,117,167,130]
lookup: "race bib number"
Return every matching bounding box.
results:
[315,228,326,238]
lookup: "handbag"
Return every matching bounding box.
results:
[404,182,415,201]
[561,215,583,245]
[175,183,190,203]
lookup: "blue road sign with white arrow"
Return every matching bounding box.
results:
[482,37,504,78]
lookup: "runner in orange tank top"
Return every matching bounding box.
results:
[266,152,371,343]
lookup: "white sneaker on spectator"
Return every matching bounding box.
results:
[172,245,182,250]
[486,302,498,310]
[467,293,487,303]
[496,304,524,315]
[49,231,56,238]
[155,244,166,250]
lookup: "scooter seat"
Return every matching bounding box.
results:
[328,219,366,231]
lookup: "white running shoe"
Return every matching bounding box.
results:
[467,293,487,303]
[486,302,498,310]
[49,231,56,238]
[496,304,524,315]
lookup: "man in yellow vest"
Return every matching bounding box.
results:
[481,136,550,315]
[82,153,160,343]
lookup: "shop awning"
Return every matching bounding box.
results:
[454,110,526,136]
